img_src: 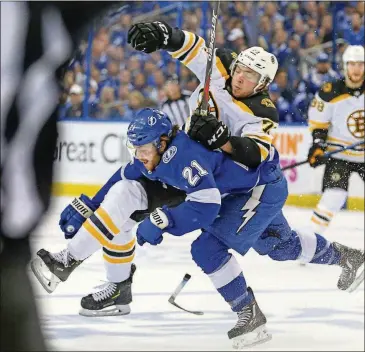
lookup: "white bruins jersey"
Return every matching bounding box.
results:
[168,30,279,162]
[308,79,365,163]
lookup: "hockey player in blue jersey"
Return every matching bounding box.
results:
[32,107,364,348]
[125,109,364,348]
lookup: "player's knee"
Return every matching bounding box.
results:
[191,232,229,274]
[253,221,292,255]
[267,230,303,261]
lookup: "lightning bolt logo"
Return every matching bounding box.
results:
[236,185,266,234]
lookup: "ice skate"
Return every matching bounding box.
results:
[228,287,272,349]
[30,248,81,293]
[334,242,364,293]
[79,263,137,317]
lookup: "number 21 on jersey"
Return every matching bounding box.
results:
[182,160,208,186]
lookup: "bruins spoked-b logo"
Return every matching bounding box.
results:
[347,109,364,138]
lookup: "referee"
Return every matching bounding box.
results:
[0,2,119,350]
[161,75,191,127]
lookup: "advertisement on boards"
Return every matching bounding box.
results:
[53,121,363,207]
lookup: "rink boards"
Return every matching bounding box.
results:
[52,121,364,210]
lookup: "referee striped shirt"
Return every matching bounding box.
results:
[161,91,191,127]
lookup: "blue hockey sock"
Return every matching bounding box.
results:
[217,274,254,312]
[309,234,341,265]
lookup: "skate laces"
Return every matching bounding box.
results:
[236,305,252,328]
[92,282,118,302]
[50,249,73,267]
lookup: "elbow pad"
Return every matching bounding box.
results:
[229,136,261,168]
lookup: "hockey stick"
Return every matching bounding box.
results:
[168,273,204,315]
[199,1,221,116]
[282,140,365,171]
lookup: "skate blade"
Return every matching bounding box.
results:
[232,325,272,350]
[347,263,364,293]
[30,257,61,294]
[79,304,131,317]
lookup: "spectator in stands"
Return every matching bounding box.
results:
[305,52,340,96]
[269,83,295,123]
[117,84,129,106]
[292,80,311,122]
[304,31,320,49]
[356,2,364,17]
[275,69,294,103]
[307,16,319,33]
[62,70,75,93]
[284,2,301,31]
[318,14,334,43]
[264,3,285,25]
[272,29,289,66]
[99,60,120,97]
[292,18,307,47]
[133,72,156,100]
[92,38,109,79]
[88,79,99,105]
[123,90,147,121]
[91,65,101,86]
[343,12,364,45]
[152,70,166,91]
[106,44,125,63]
[161,75,191,127]
[95,86,123,119]
[64,84,85,118]
[227,28,246,52]
[257,15,272,50]
[120,69,132,89]
[284,34,301,88]
[127,55,142,78]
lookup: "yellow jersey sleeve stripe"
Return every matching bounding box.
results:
[232,97,254,115]
[327,136,355,146]
[95,207,119,235]
[182,37,205,66]
[330,93,351,103]
[83,220,136,250]
[257,143,270,160]
[171,32,195,59]
[103,252,135,264]
[309,120,330,131]
[245,134,273,144]
[326,146,364,156]
[216,56,229,80]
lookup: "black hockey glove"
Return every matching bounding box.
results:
[308,140,327,168]
[128,21,172,53]
[188,110,231,150]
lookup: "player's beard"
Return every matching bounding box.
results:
[345,73,364,89]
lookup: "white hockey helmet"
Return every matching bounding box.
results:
[342,45,365,85]
[343,45,365,65]
[230,46,279,93]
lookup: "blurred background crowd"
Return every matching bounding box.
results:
[59,1,364,123]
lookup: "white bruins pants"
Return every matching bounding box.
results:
[67,180,148,282]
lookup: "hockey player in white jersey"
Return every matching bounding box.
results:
[31,23,282,314]
[307,45,364,234]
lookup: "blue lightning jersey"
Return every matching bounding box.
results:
[118,131,282,236]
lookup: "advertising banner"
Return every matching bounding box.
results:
[53,121,363,209]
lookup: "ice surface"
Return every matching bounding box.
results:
[29,197,364,351]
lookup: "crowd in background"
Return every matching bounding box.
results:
[59,1,364,123]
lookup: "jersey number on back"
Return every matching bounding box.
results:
[182,160,208,186]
